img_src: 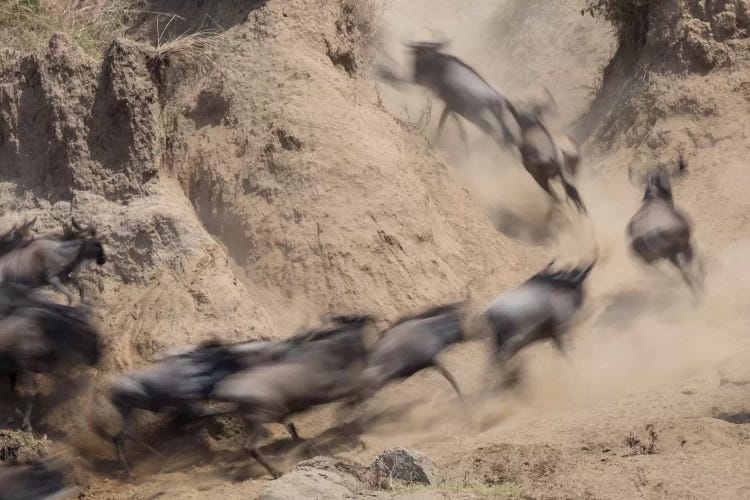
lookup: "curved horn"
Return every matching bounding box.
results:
[71,218,82,230]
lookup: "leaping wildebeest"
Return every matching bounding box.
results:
[0,226,106,305]
[0,284,101,431]
[483,260,596,369]
[505,100,587,213]
[627,162,702,291]
[351,303,466,404]
[108,338,286,475]
[212,315,374,478]
[377,36,516,151]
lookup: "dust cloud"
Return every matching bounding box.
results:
[364,0,750,441]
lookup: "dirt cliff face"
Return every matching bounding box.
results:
[0,33,275,370]
[162,0,531,328]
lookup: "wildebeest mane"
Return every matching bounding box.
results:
[529,261,595,287]
[388,302,464,329]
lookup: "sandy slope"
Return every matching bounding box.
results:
[4,0,750,498]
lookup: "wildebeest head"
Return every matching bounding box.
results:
[643,168,673,203]
[81,239,107,265]
[404,37,451,87]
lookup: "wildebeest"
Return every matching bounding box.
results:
[108,338,287,475]
[627,163,701,291]
[351,303,466,404]
[0,285,101,431]
[0,232,106,305]
[377,37,515,151]
[212,315,373,478]
[0,459,73,500]
[483,260,596,368]
[526,88,581,179]
[505,101,587,213]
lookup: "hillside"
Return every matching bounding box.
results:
[2,0,750,498]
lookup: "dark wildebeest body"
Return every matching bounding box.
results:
[378,41,515,150]
[627,167,700,291]
[0,289,100,431]
[0,237,106,305]
[212,315,373,478]
[506,102,586,213]
[0,460,73,500]
[484,261,595,366]
[354,304,465,402]
[109,339,285,475]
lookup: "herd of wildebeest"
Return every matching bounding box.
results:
[0,37,706,498]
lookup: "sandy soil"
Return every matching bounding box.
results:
[3,0,750,498]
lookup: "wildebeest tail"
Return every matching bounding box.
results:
[560,176,587,213]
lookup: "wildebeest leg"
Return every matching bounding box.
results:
[20,372,35,433]
[284,422,302,441]
[527,168,560,204]
[68,276,85,303]
[432,360,463,400]
[559,176,587,213]
[243,419,281,479]
[48,276,74,305]
[435,105,451,144]
[670,251,697,293]
[113,407,134,475]
[451,113,470,155]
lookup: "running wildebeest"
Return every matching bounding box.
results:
[212,315,374,478]
[483,260,596,369]
[350,303,466,404]
[108,338,288,475]
[0,286,101,431]
[527,88,581,179]
[505,100,587,213]
[0,230,106,305]
[377,37,516,151]
[627,162,702,291]
[0,459,74,500]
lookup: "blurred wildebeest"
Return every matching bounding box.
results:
[0,459,74,500]
[483,260,596,369]
[505,100,587,213]
[108,338,286,475]
[0,226,106,305]
[351,303,466,404]
[0,285,101,431]
[212,315,373,478]
[376,36,515,151]
[627,161,702,291]
[528,88,581,178]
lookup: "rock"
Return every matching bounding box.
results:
[369,448,435,488]
[259,457,365,500]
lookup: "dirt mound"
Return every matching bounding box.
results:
[0,33,275,371]
[163,0,532,329]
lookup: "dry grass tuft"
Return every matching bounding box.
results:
[152,19,219,74]
[0,0,135,56]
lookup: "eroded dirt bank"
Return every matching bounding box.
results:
[2,0,750,498]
